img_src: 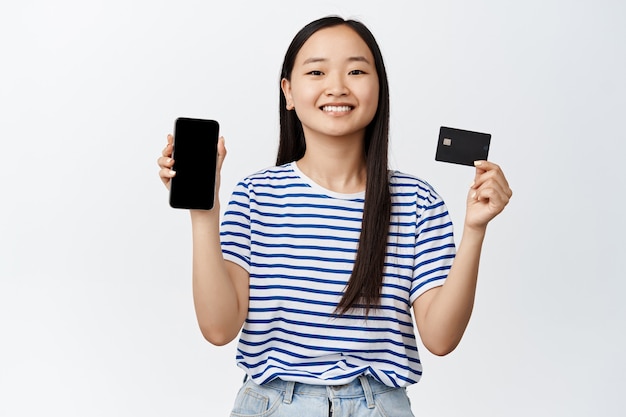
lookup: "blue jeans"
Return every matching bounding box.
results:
[229,375,415,417]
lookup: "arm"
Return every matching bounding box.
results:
[413,161,512,356]
[159,135,249,346]
[190,209,249,346]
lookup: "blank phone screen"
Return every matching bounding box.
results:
[169,118,219,210]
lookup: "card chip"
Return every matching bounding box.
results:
[443,138,452,146]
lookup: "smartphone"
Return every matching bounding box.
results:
[169,118,219,210]
[435,126,491,167]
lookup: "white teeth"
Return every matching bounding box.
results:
[322,105,352,112]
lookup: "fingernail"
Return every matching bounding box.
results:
[169,170,176,175]
[167,158,172,164]
[474,161,483,167]
[471,192,477,200]
[470,181,475,188]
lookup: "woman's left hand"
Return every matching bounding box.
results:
[465,161,512,230]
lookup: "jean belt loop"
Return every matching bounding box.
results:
[358,375,375,409]
[283,381,295,404]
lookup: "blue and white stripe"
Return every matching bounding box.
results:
[220,161,456,388]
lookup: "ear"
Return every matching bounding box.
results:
[281,78,294,110]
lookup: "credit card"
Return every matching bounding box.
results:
[435,126,491,166]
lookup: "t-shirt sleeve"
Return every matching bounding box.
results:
[220,180,252,272]
[409,189,456,304]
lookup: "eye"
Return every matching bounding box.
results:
[348,69,366,75]
[307,70,324,76]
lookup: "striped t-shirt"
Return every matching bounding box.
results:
[220,161,456,388]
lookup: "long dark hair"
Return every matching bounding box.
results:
[276,16,391,315]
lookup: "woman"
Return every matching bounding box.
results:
[158,15,512,417]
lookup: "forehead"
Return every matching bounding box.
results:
[295,25,374,64]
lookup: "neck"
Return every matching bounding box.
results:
[297,130,367,194]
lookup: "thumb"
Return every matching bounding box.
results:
[215,136,227,197]
[216,136,227,172]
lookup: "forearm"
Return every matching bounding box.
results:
[414,161,511,355]
[190,208,245,345]
[419,225,486,355]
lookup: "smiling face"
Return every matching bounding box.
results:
[281,24,380,144]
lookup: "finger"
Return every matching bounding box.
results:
[159,167,176,188]
[473,169,510,196]
[158,167,176,179]
[471,178,508,203]
[471,161,487,188]
[473,160,499,170]
[216,136,227,173]
[473,186,510,213]
[470,180,512,218]
[471,161,512,197]
[157,155,175,169]
[162,134,174,157]
[214,136,227,195]
[472,160,501,182]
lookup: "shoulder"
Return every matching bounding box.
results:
[389,170,444,206]
[238,163,298,185]
[232,163,300,192]
[224,165,299,215]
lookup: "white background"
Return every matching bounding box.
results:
[1,0,624,415]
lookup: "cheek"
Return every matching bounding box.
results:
[363,84,380,115]
[289,81,317,105]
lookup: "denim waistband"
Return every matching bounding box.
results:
[261,375,397,408]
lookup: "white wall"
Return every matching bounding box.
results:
[1,1,624,415]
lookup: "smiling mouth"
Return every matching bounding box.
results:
[321,105,353,112]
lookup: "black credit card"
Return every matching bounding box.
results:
[435,126,491,166]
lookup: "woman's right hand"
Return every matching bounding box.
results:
[157,133,228,203]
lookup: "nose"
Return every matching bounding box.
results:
[324,73,349,96]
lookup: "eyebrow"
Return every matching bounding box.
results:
[302,56,372,65]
